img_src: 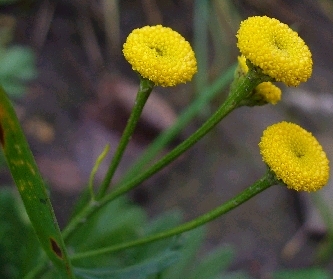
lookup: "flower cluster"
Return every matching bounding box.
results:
[259,122,330,192]
[238,55,281,105]
[236,16,312,86]
[123,25,197,87]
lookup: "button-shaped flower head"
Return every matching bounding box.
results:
[259,122,330,192]
[237,16,313,87]
[123,25,197,87]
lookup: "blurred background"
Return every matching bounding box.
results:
[0,0,333,278]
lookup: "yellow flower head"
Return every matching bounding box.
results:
[254,82,281,105]
[236,16,313,87]
[238,55,281,105]
[259,122,330,192]
[123,25,197,87]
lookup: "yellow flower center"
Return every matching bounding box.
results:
[259,122,330,192]
[122,25,197,87]
[236,16,313,87]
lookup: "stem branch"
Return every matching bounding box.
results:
[71,170,277,261]
[63,67,271,241]
[96,77,154,199]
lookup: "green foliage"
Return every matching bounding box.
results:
[189,245,235,279]
[0,46,37,98]
[0,86,74,277]
[64,200,184,278]
[0,187,41,279]
[74,249,179,279]
[272,267,332,279]
[68,197,148,262]
[65,196,245,279]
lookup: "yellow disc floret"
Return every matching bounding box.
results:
[259,122,330,192]
[238,55,281,105]
[123,25,197,87]
[237,16,313,87]
[254,82,281,105]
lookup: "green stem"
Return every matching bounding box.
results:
[118,64,236,185]
[71,170,278,261]
[96,77,154,199]
[62,66,271,241]
[88,144,110,200]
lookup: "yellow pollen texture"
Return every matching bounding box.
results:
[254,82,281,105]
[236,16,313,87]
[123,25,197,87]
[238,55,281,105]
[259,122,330,192]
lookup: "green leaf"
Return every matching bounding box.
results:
[132,210,183,262]
[68,196,148,268]
[190,245,235,279]
[0,86,74,277]
[68,197,147,252]
[0,187,41,278]
[160,226,206,279]
[273,267,332,279]
[74,249,180,279]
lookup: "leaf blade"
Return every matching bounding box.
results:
[0,85,74,277]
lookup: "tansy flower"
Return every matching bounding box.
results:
[236,16,312,87]
[238,55,281,105]
[123,25,197,87]
[259,122,330,192]
[254,82,281,105]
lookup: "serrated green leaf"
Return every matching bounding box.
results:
[273,267,331,279]
[74,249,180,279]
[190,244,235,279]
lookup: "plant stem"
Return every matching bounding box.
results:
[88,144,110,200]
[118,64,236,185]
[71,170,278,261]
[96,77,154,199]
[62,66,271,241]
